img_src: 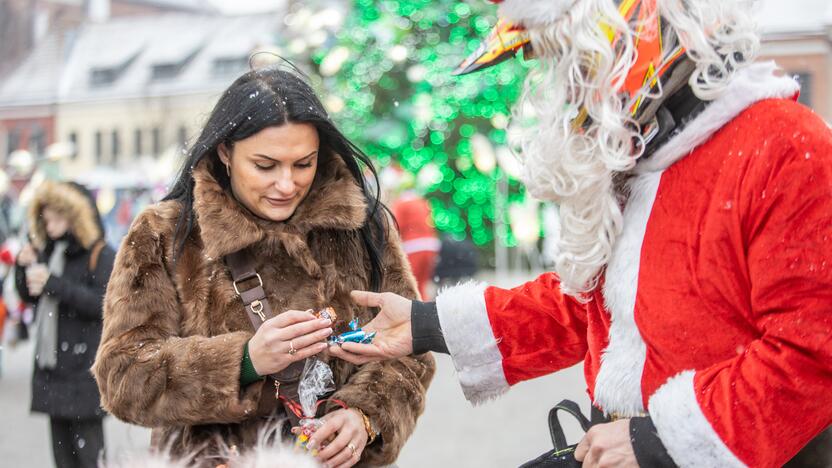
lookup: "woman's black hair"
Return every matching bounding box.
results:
[163,65,389,291]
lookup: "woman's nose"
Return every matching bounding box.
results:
[274,169,295,195]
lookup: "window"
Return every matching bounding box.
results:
[68,132,78,160]
[30,125,46,157]
[7,128,20,156]
[152,127,162,156]
[796,72,812,108]
[95,130,103,164]
[111,129,120,163]
[134,128,143,157]
[212,57,248,77]
[177,125,188,150]
[151,63,182,81]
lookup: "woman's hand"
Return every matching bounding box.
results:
[307,408,369,468]
[247,310,332,375]
[17,243,37,267]
[328,290,414,364]
[26,264,50,296]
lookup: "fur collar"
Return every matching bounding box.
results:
[636,62,800,173]
[192,154,368,259]
[29,181,102,250]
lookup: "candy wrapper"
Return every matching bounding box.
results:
[314,306,337,322]
[328,318,377,345]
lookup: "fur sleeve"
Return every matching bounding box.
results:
[330,223,436,466]
[92,206,261,428]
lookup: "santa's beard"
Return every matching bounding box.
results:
[510,0,639,298]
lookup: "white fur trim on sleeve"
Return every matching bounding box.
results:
[637,62,800,173]
[436,280,509,405]
[498,0,577,27]
[648,371,747,468]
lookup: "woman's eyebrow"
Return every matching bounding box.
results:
[252,150,318,162]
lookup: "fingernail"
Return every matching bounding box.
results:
[320,318,332,325]
[307,441,317,450]
[322,327,333,335]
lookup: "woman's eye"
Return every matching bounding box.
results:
[255,164,275,170]
[296,162,313,168]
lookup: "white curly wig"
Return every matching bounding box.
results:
[501,0,760,297]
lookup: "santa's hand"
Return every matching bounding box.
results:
[329,291,413,364]
[574,420,638,468]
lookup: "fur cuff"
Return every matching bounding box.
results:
[436,281,509,405]
[648,371,747,468]
[498,0,577,27]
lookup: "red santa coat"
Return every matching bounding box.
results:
[436,63,832,468]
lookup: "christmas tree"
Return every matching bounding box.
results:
[291,0,533,260]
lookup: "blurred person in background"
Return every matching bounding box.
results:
[433,235,479,290]
[92,65,434,468]
[15,180,115,468]
[383,164,440,299]
[332,0,832,466]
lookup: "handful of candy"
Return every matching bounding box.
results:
[294,417,325,454]
[328,318,376,345]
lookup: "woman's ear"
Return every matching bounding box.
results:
[218,143,231,166]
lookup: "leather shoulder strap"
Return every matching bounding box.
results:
[225,248,306,384]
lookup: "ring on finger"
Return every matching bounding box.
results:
[288,341,297,355]
[347,442,357,458]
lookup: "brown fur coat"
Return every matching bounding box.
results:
[92,155,435,466]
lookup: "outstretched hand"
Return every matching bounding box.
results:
[328,290,414,365]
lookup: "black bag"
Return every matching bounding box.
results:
[519,400,593,468]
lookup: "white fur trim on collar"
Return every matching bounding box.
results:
[498,0,577,27]
[649,371,747,468]
[637,62,800,173]
[594,171,661,416]
[436,280,510,405]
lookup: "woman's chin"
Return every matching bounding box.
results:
[257,204,297,222]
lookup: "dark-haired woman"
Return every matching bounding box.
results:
[92,67,435,467]
[16,181,115,468]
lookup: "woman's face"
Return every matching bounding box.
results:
[42,207,70,240]
[219,122,319,222]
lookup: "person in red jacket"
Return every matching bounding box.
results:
[330,0,832,467]
[384,165,440,299]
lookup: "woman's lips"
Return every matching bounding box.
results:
[265,196,295,207]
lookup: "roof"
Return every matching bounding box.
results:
[757,0,832,35]
[0,11,283,107]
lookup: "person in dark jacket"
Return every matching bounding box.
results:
[15,180,115,468]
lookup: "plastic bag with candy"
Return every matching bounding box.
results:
[294,309,338,451]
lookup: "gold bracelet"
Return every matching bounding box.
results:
[354,407,378,444]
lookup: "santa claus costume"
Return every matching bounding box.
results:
[431,0,832,466]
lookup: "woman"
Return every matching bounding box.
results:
[16,181,115,468]
[92,67,435,467]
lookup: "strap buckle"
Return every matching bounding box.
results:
[233,273,263,296]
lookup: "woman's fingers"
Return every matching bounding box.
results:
[278,316,332,341]
[287,326,333,351]
[316,423,354,460]
[308,415,340,452]
[272,309,317,328]
[327,442,360,468]
[290,341,328,361]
